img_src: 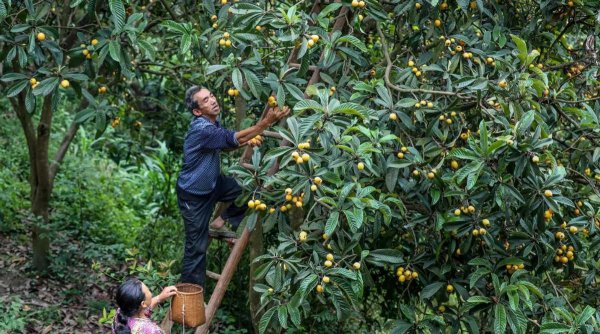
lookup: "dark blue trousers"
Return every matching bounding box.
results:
[177,175,246,287]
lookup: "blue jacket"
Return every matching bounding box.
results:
[176,116,239,200]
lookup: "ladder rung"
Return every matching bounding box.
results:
[206,271,221,281]
[208,230,237,240]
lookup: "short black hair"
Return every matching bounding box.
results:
[185,85,206,113]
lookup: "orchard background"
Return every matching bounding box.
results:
[1,0,600,333]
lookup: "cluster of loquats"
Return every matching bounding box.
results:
[111,117,121,128]
[438,111,458,125]
[291,151,310,165]
[249,135,262,146]
[566,62,586,78]
[78,38,98,60]
[413,98,433,109]
[267,95,277,107]
[307,34,319,49]
[281,188,305,211]
[554,245,576,264]
[227,87,240,96]
[291,141,311,164]
[210,14,218,29]
[247,198,268,211]
[395,266,419,283]
[310,176,323,192]
[219,31,233,48]
[29,77,39,89]
[505,263,525,275]
[453,204,477,216]
[98,86,108,94]
[396,146,410,160]
[407,60,424,78]
[350,0,366,8]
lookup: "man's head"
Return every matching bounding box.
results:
[185,86,220,120]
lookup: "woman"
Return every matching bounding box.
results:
[112,278,178,334]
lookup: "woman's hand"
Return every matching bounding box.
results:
[155,286,178,305]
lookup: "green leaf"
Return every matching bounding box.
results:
[232,68,243,92]
[287,304,301,327]
[161,20,188,34]
[574,305,595,325]
[510,34,527,64]
[258,306,277,334]
[367,249,403,265]
[539,322,571,333]
[466,296,491,305]
[108,0,126,32]
[0,0,7,20]
[33,77,59,96]
[421,282,444,299]
[336,35,368,53]
[494,304,507,334]
[75,108,95,124]
[331,103,367,120]
[343,209,362,233]
[325,211,339,237]
[294,99,324,113]
[243,69,263,99]
[108,40,121,62]
[469,268,490,289]
[328,268,357,280]
[277,305,288,328]
[6,80,29,98]
[385,167,399,192]
[180,34,192,54]
[479,120,488,154]
[63,73,89,81]
[1,73,29,82]
[516,110,535,134]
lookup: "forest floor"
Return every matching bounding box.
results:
[0,232,115,333]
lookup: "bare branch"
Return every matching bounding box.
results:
[376,24,467,98]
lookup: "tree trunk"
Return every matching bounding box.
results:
[29,94,54,272]
[248,221,263,334]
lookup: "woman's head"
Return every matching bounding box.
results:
[113,278,154,334]
[116,278,153,316]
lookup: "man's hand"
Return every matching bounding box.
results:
[235,106,290,145]
[264,106,290,125]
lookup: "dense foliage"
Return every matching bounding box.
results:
[2,0,600,333]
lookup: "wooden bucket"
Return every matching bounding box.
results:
[171,283,205,327]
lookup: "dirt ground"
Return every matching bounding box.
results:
[0,232,115,334]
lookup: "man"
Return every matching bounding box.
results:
[176,86,289,288]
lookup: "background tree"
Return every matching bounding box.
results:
[2,0,600,332]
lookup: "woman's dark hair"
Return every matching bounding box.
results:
[113,278,145,334]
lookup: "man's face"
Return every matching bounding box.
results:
[192,88,220,118]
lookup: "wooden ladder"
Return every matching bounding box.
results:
[160,2,350,332]
[159,228,247,334]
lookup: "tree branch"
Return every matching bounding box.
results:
[49,120,79,186]
[376,24,467,98]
